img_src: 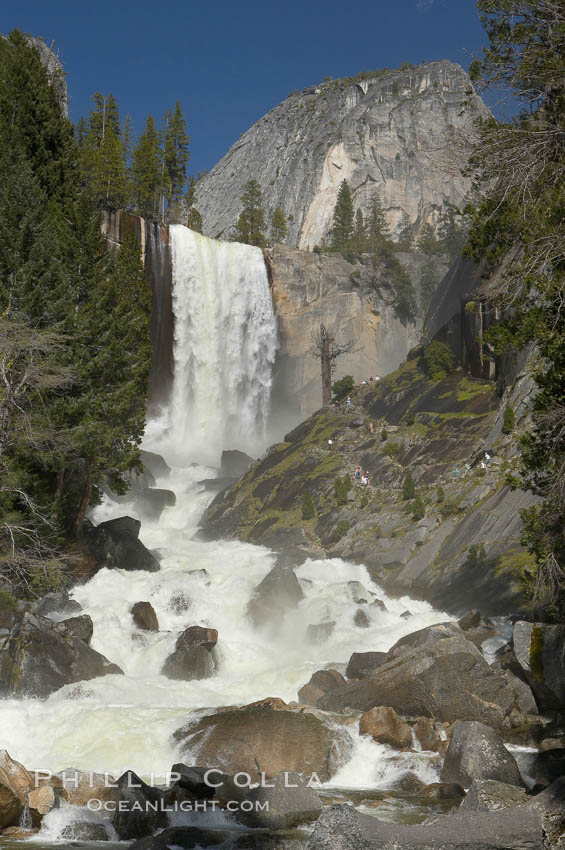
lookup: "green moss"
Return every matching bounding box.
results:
[307,455,342,479]
[493,548,535,578]
[530,625,545,683]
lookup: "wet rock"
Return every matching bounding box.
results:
[60,821,111,841]
[441,721,522,787]
[0,750,33,806]
[307,801,544,850]
[113,771,168,840]
[55,614,93,644]
[131,602,159,632]
[28,784,59,827]
[1,826,37,839]
[319,636,520,728]
[162,626,218,681]
[136,488,176,521]
[306,621,335,644]
[170,764,216,800]
[359,706,412,749]
[389,621,463,653]
[391,772,426,794]
[0,783,22,829]
[0,612,123,698]
[400,610,412,620]
[139,450,170,478]
[33,590,82,619]
[458,609,482,631]
[412,717,445,753]
[420,782,465,802]
[221,449,255,477]
[197,476,238,492]
[512,621,565,711]
[459,779,528,812]
[129,827,251,850]
[84,516,160,573]
[173,705,352,783]
[237,771,323,829]
[247,564,304,631]
[55,769,120,807]
[345,651,388,680]
[353,608,370,629]
[347,581,374,604]
[370,598,387,612]
[533,749,565,787]
[298,669,346,707]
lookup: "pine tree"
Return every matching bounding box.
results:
[351,208,368,253]
[131,115,161,217]
[331,180,354,252]
[80,92,126,209]
[368,196,390,252]
[233,179,266,247]
[162,102,190,210]
[417,223,442,255]
[183,177,203,231]
[403,471,416,501]
[270,206,288,243]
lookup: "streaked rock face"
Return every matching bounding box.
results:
[196,61,488,248]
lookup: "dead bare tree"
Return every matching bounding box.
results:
[309,323,357,407]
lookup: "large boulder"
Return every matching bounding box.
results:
[0,611,123,698]
[54,614,93,644]
[237,771,323,830]
[112,771,168,840]
[173,705,352,783]
[533,749,565,787]
[136,488,176,521]
[298,669,346,707]
[162,626,217,681]
[345,651,388,680]
[0,783,22,830]
[359,706,412,749]
[460,779,528,812]
[221,450,254,477]
[131,602,159,632]
[84,516,160,573]
[307,802,544,850]
[28,785,59,827]
[247,564,304,631]
[139,450,170,479]
[318,636,524,728]
[33,590,82,619]
[55,769,120,808]
[527,777,565,847]
[441,721,523,787]
[512,621,565,711]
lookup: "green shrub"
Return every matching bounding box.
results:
[467,543,488,567]
[403,471,416,500]
[0,588,17,610]
[423,340,456,381]
[502,404,515,434]
[405,411,416,426]
[334,475,352,506]
[333,520,350,542]
[301,492,315,520]
[380,428,388,441]
[436,486,445,503]
[440,499,459,517]
[27,565,69,599]
[383,441,400,457]
[360,495,368,508]
[411,495,425,521]
[332,375,354,401]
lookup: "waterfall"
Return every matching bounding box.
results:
[165,226,278,465]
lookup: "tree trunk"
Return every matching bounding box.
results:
[321,334,332,407]
[75,460,94,537]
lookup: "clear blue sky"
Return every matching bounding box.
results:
[4,0,489,178]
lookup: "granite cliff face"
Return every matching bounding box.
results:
[269,245,448,416]
[196,61,488,249]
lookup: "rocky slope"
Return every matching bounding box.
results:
[201,357,537,616]
[196,61,488,248]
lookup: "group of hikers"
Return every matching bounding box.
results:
[354,466,371,486]
[455,451,493,479]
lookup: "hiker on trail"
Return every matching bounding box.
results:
[368,422,374,434]
[361,473,368,486]
[346,396,351,408]
[485,451,491,463]
[328,439,333,448]
[355,466,361,481]
[455,468,460,477]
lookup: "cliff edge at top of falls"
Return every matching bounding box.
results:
[195,60,488,249]
[200,356,538,617]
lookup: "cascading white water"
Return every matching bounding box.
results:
[0,228,453,841]
[165,225,277,464]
